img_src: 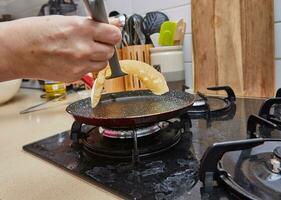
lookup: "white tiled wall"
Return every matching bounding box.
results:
[105,0,132,16]
[275,0,281,89]
[0,0,280,90]
[0,0,205,90]
[105,0,193,87]
[0,0,86,18]
[0,1,7,15]
[277,60,281,87]
[5,0,45,18]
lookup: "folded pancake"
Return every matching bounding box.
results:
[91,60,169,108]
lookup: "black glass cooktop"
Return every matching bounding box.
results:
[23,97,269,200]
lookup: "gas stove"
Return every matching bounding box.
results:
[23,86,281,200]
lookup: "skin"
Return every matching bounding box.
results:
[0,15,122,82]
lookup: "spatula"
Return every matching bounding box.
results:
[174,18,186,46]
[158,21,177,46]
[83,0,127,79]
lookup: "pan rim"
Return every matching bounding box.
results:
[66,90,195,121]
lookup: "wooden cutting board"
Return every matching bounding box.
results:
[192,0,275,97]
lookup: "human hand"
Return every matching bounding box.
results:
[0,15,121,82]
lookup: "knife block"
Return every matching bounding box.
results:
[121,44,152,91]
[101,45,153,93]
[103,49,126,93]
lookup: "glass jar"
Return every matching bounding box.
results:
[44,81,66,100]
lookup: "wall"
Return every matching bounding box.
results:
[0,1,7,15]
[275,0,281,89]
[1,0,193,87]
[1,0,86,18]
[105,0,193,88]
[0,0,279,91]
[106,0,280,91]
[2,0,46,18]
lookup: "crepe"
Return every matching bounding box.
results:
[91,60,169,108]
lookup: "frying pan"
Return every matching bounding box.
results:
[66,90,195,128]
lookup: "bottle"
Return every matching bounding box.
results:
[44,81,66,100]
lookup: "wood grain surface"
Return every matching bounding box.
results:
[192,0,275,97]
[192,0,218,95]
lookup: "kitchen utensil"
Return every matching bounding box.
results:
[150,33,160,47]
[142,11,169,43]
[121,29,129,47]
[133,16,146,45]
[122,16,132,46]
[126,14,145,45]
[0,79,22,105]
[174,18,186,46]
[150,46,184,81]
[19,93,67,114]
[66,90,195,128]
[127,15,137,45]
[158,21,177,46]
[83,0,127,79]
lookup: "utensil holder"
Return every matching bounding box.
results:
[150,46,185,82]
[95,45,153,93]
[103,49,125,93]
[122,44,152,91]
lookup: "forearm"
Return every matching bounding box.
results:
[0,21,21,81]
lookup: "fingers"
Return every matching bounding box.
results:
[89,20,122,45]
[89,61,108,72]
[109,17,122,27]
[89,42,115,61]
[67,61,108,82]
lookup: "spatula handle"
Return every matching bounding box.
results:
[83,0,127,79]
[83,0,108,23]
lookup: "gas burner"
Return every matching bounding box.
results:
[200,138,281,200]
[258,97,281,126]
[82,125,183,160]
[250,88,281,138]
[200,115,281,200]
[99,122,169,139]
[184,85,236,121]
[70,115,192,161]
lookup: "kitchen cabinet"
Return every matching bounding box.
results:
[192,0,275,97]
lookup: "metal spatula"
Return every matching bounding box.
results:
[83,0,127,79]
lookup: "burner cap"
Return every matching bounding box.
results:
[221,141,281,200]
[274,146,281,159]
[81,123,184,160]
[99,122,169,139]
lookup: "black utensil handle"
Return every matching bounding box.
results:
[109,51,122,74]
[83,0,126,78]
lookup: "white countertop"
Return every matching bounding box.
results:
[0,89,122,200]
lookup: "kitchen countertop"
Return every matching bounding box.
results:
[0,89,122,200]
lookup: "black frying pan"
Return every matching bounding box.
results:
[66,90,195,128]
